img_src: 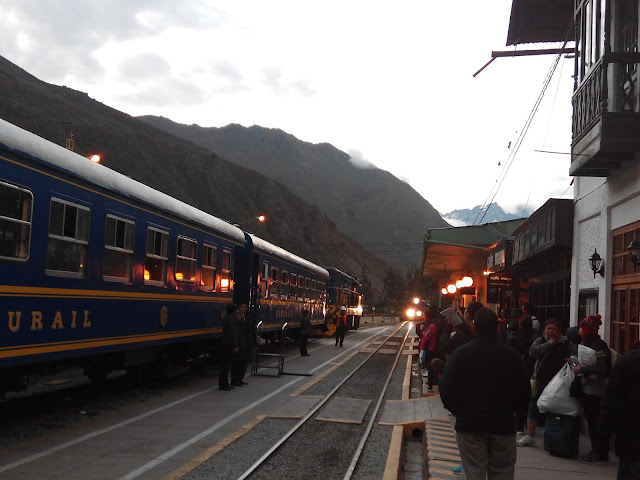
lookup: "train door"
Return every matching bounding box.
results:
[249,253,260,320]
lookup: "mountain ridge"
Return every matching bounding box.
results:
[138,115,450,271]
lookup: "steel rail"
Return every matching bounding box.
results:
[343,322,411,480]
[236,322,409,480]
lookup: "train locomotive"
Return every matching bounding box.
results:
[0,118,333,392]
[324,267,363,334]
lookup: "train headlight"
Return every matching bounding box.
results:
[357,305,363,314]
[406,308,415,318]
[416,310,423,317]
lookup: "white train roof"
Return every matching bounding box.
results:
[248,234,329,278]
[0,118,246,244]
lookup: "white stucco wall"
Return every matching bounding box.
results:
[570,158,640,342]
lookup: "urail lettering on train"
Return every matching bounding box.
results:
[7,310,91,332]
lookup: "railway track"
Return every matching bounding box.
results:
[178,322,412,480]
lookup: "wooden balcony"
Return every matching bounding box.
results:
[571,54,640,177]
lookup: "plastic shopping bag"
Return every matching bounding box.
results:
[578,344,597,367]
[536,363,580,416]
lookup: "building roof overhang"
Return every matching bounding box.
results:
[506,0,574,46]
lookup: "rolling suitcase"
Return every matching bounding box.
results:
[543,414,580,458]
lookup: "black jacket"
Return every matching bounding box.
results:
[529,335,576,387]
[440,324,473,357]
[603,343,640,460]
[222,313,239,348]
[440,334,530,435]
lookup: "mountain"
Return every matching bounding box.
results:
[0,55,390,298]
[441,203,532,226]
[138,116,450,271]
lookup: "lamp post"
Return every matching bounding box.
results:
[233,215,266,227]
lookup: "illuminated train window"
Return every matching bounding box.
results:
[269,267,279,296]
[202,244,217,291]
[261,262,269,298]
[103,215,135,282]
[221,249,232,292]
[0,180,32,262]
[176,236,197,282]
[145,226,169,284]
[281,271,289,297]
[46,198,90,277]
[290,274,297,298]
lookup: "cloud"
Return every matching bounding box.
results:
[119,54,171,80]
[347,149,375,169]
[116,78,206,107]
[0,0,221,84]
[442,216,470,227]
[262,67,314,97]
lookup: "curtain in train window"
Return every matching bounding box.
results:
[103,215,135,281]
[0,181,32,261]
[176,236,197,282]
[46,198,90,276]
[145,227,169,284]
[202,244,217,291]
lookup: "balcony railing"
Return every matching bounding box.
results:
[572,58,605,142]
[572,53,640,141]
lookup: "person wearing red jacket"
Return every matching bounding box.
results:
[335,306,348,347]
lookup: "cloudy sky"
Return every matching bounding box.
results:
[0,0,574,220]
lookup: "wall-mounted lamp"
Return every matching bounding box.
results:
[588,249,605,278]
[628,240,640,266]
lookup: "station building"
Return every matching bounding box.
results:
[506,0,640,353]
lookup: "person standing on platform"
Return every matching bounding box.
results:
[440,307,530,480]
[603,341,640,480]
[517,319,576,447]
[572,314,612,464]
[219,303,239,391]
[299,309,311,356]
[335,306,348,347]
[231,303,252,386]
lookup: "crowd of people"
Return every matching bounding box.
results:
[415,302,640,480]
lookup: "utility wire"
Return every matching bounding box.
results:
[471,31,572,226]
[475,49,564,225]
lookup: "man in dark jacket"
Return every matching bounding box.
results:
[219,303,239,391]
[440,307,530,480]
[603,341,640,479]
[231,303,252,386]
[299,309,312,356]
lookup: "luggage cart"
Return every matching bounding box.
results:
[251,321,287,377]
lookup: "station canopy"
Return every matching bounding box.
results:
[506,0,574,46]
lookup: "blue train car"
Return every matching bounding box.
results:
[325,267,363,332]
[0,118,247,388]
[235,234,328,341]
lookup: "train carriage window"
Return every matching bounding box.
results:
[46,198,90,277]
[220,249,232,292]
[290,274,297,298]
[269,267,279,296]
[261,262,269,298]
[0,181,32,261]
[202,244,217,291]
[176,236,197,282]
[281,271,289,297]
[103,215,135,282]
[304,277,310,299]
[145,226,169,284]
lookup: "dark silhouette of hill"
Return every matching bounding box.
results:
[0,55,389,297]
[138,116,450,271]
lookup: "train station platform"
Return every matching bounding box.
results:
[422,392,619,480]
